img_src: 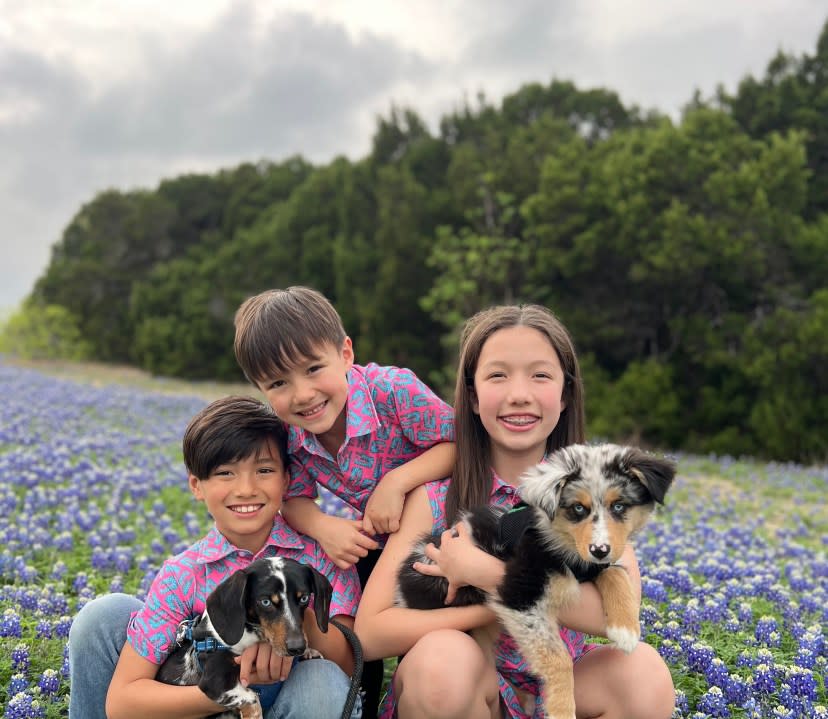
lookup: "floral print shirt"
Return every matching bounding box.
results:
[286,363,455,515]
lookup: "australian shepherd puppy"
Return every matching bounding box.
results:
[396,443,676,719]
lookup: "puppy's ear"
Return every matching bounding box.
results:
[623,448,676,505]
[518,460,572,516]
[206,568,251,645]
[305,565,332,633]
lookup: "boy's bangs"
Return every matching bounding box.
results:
[244,330,325,384]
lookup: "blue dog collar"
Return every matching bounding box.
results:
[178,619,232,653]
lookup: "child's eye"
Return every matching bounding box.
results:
[269,379,286,389]
[487,372,506,380]
[307,364,324,375]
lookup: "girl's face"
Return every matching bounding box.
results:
[472,325,567,467]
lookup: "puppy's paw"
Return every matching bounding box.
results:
[302,647,324,660]
[238,701,264,719]
[606,624,639,654]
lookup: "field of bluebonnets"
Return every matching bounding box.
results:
[0,358,826,718]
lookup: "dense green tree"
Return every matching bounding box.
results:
[0,302,91,360]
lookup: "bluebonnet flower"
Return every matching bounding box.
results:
[35,620,52,639]
[53,616,73,638]
[705,658,729,688]
[3,692,46,719]
[0,607,22,637]
[11,642,30,671]
[9,674,29,695]
[755,616,781,646]
[38,669,60,696]
[686,642,715,673]
[696,686,730,717]
[752,663,777,694]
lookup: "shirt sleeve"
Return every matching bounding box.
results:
[305,541,361,618]
[389,367,455,447]
[285,451,319,500]
[127,561,196,665]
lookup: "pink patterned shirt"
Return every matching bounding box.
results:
[286,363,455,515]
[127,515,361,664]
[379,472,590,719]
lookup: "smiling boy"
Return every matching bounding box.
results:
[69,395,362,719]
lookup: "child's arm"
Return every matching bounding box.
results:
[281,496,379,569]
[363,441,455,535]
[354,485,497,661]
[106,643,224,719]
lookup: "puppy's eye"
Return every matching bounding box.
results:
[611,502,626,514]
[298,594,310,606]
[258,598,273,607]
[571,503,587,516]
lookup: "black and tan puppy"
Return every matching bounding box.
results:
[396,443,676,719]
[157,556,331,719]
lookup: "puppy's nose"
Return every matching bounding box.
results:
[285,636,307,656]
[589,543,610,560]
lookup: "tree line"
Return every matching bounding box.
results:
[5,20,828,463]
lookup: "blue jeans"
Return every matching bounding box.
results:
[68,593,361,719]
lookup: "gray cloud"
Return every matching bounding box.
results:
[0,1,825,311]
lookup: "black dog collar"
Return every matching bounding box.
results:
[498,502,534,553]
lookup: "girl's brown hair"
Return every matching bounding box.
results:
[445,304,585,523]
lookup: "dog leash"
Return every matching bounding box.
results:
[330,618,364,719]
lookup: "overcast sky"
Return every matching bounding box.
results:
[1,0,825,311]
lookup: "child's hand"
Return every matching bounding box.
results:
[319,514,379,569]
[362,473,406,535]
[413,522,483,604]
[235,642,293,686]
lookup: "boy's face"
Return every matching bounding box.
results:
[256,338,354,441]
[189,439,286,554]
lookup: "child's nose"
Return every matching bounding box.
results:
[293,377,315,402]
[507,378,531,403]
[235,472,258,494]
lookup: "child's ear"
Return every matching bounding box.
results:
[341,336,354,368]
[188,474,204,501]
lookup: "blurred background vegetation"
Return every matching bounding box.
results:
[2,20,827,464]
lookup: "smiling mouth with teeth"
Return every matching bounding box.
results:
[230,504,264,514]
[501,416,538,426]
[298,401,327,417]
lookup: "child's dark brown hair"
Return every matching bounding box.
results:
[183,395,288,480]
[234,286,347,385]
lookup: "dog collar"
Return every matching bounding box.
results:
[498,502,534,552]
[178,619,232,654]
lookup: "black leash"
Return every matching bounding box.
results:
[330,618,364,719]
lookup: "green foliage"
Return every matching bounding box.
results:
[20,20,828,461]
[0,303,91,360]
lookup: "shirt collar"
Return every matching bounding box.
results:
[287,364,380,454]
[193,515,305,565]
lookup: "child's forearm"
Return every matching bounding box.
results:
[108,682,220,719]
[307,614,358,675]
[281,496,327,537]
[354,603,496,661]
[385,441,456,494]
